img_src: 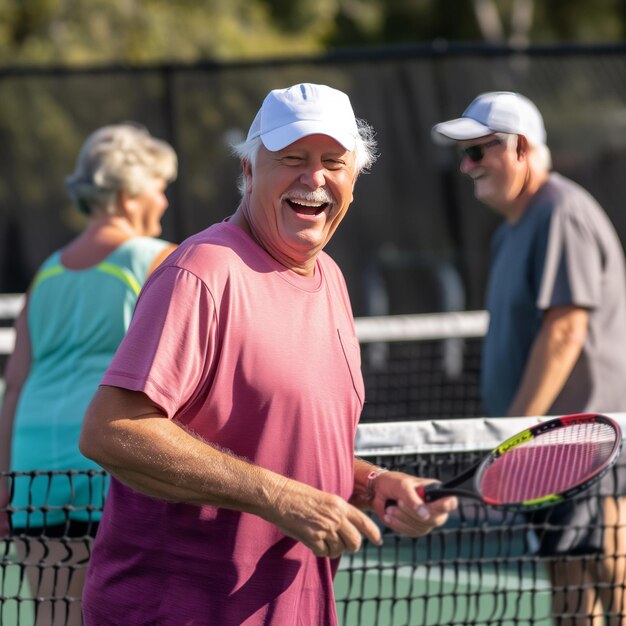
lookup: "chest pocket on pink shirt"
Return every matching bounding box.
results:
[337,328,365,406]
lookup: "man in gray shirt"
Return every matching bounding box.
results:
[432,91,626,624]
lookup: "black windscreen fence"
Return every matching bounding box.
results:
[2,44,626,316]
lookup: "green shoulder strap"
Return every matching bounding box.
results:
[31,262,141,296]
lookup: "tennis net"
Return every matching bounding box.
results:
[2,306,487,422]
[355,311,487,422]
[2,416,625,626]
[2,303,624,624]
[337,415,626,626]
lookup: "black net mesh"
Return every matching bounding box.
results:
[3,46,626,316]
[338,448,626,626]
[1,471,107,625]
[2,446,625,625]
[360,337,484,422]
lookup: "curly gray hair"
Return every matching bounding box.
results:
[65,123,178,215]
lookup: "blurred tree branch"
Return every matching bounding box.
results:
[0,0,624,67]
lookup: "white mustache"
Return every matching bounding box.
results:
[281,189,335,205]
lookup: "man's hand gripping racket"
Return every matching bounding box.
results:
[391,413,622,512]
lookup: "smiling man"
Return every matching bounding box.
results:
[78,83,456,626]
[432,91,626,624]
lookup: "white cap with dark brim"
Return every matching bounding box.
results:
[431,91,547,146]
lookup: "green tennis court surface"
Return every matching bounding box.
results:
[334,559,552,626]
[334,517,553,626]
[1,543,35,626]
[3,534,552,626]
[3,551,551,626]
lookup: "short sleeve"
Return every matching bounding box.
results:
[102,266,216,418]
[537,208,601,311]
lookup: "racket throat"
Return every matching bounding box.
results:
[419,460,482,502]
[419,484,483,503]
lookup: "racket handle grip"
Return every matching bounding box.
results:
[417,483,441,503]
[385,484,440,509]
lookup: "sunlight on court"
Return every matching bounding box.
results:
[335,548,553,626]
[1,542,35,626]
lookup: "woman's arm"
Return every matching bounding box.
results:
[0,302,32,535]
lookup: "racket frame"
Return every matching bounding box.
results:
[419,413,622,512]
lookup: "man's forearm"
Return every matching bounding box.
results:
[80,388,290,517]
[80,386,385,556]
[507,307,587,416]
[508,341,578,416]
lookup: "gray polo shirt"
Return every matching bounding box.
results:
[481,172,626,417]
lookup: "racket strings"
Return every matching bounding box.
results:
[480,422,617,504]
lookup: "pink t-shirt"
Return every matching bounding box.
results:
[82,222,365,626]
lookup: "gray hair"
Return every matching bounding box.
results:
[496,132,552,171]
[231,118,378,196]
[532,142,553,171]
[65,123,178,215]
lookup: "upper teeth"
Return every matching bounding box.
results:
[290,199,324,207]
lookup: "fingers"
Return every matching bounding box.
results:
[309,505,381,558]
[347,505,382,548]
[317,534,348,560]
[307,523,352,559]
[383,496,457,537]
[371,472,458,538]
[269,482,383,558]
[272,472,455,558]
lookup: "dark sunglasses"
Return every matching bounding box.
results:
[460,138,502,163]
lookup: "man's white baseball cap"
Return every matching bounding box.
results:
[246,83,359,152]
[431,91,547,146]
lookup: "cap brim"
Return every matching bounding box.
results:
[431,118,494,145]
[259,121,357,152]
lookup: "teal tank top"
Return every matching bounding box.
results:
[11,236,170,528]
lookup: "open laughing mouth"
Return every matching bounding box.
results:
[286,198,330,216]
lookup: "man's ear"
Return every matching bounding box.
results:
[349,172,358,204]
[243,159,253,194]
[516,134,529,160]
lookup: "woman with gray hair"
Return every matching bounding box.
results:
[0,123,177,625]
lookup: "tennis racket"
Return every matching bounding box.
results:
[404,413,622,512]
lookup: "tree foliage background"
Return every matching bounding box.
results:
[0,0,625,67]
[2,0,626,305]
